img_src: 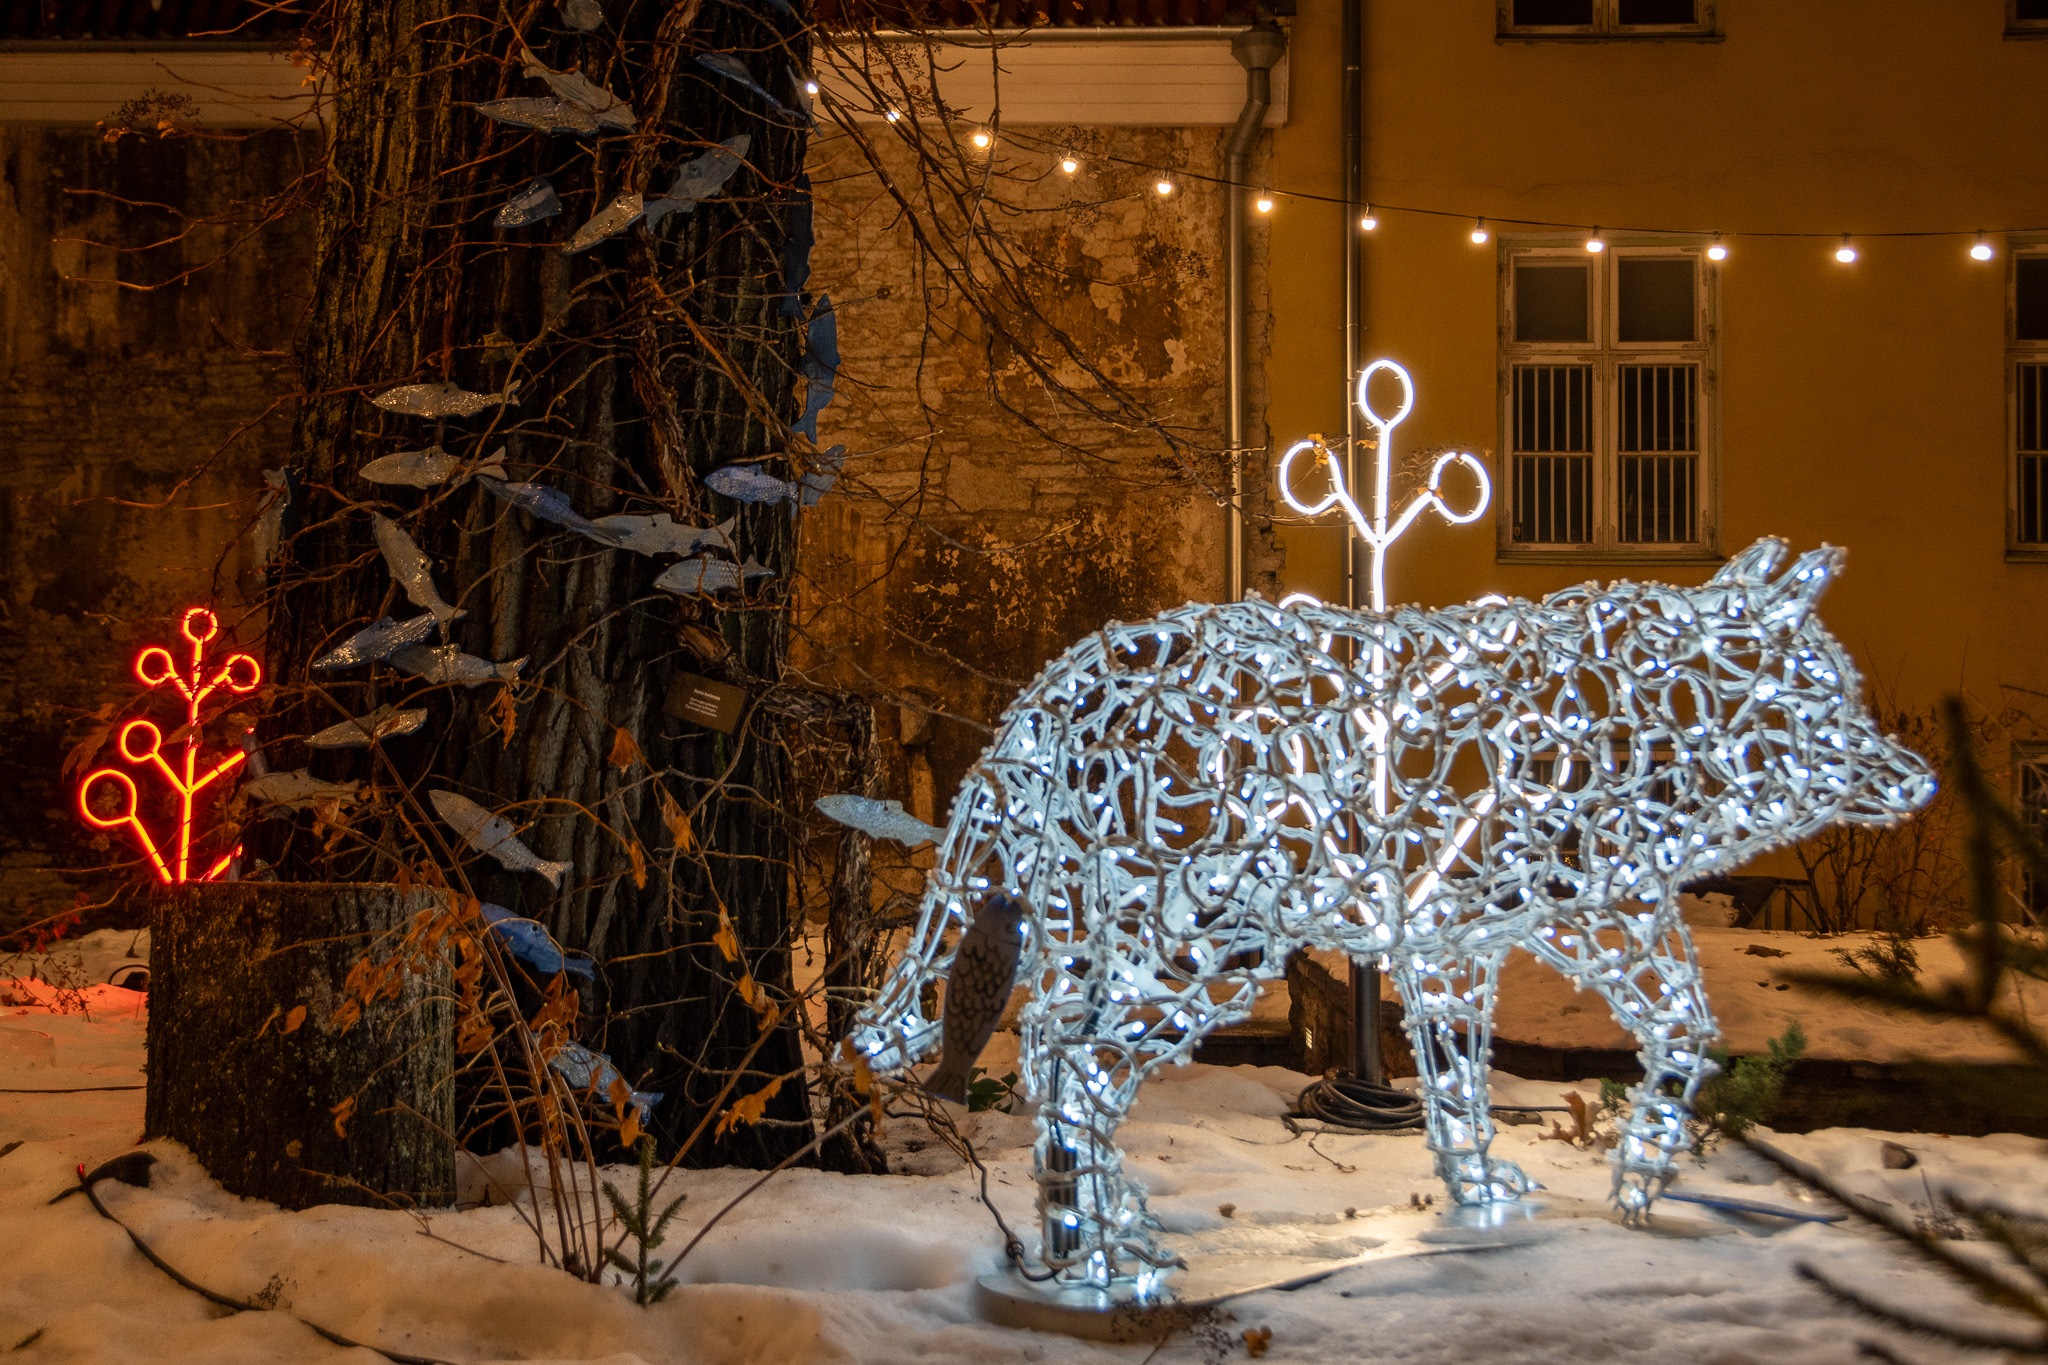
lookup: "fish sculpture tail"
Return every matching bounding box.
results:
[536,858,572,889]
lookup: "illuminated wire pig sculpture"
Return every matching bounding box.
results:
[850,538,1934,1290]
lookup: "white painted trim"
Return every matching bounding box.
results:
[0,50,314,126]
[817,33,1288,127]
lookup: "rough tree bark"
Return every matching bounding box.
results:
[252,0,817,1165]
[147,884,452,1209]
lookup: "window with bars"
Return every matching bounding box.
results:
[2017,748,2048,921]
[1498,0,1716,37]
[1502,246,1714,556]
[2012,252,2048,552]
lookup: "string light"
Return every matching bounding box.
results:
[1972,232,1995,261]
[1360,205,1378,231]
[1059,154,1078,175]
[970,129,991,150]
[1255,191,1275,214]
[884,109,901,122]
[1470,217,1489,245]
[805,80,819,95]
[1586,227,1605,253]
[1707,234,1728,261]
[1154,179,1175,197]
[1835,235,1858,264]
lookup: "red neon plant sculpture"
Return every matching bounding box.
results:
[77,607,262,884]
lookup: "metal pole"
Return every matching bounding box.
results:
[1341,0,1384,1085]
[1224,21,1285,602]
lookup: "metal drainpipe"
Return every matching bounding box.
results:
[1341,0,1385,1086]
[1224,20,1285,602]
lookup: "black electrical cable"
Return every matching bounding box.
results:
[1292,1074,1426,1131]
[72,1159,457,1365]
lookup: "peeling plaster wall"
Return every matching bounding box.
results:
[799,126,1262,818]
[0,128,305,931]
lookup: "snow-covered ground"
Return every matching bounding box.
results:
[2,930,2043,1363]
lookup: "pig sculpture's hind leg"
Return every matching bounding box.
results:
[1389,949,1530,1206]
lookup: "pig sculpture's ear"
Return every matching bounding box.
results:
[1761,544,1846,632]
[1707,538,1788,588]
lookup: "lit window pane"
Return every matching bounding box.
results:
[1617,0,1696,23]
[1618,258,1695,342]
[2018,258,2048,341]
[1515,264,1591,343]
[1512,0,1594,24]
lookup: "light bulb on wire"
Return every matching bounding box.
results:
[1835,235,1857,264]
[1059,154,1079,174]
[1360,205,1378,231]
[1586,228,1605,253]
[805,80,820,95]
[1706,234,1728,262]
[1255,191,1275,214]
[970,129,992,150]
[1470,218,1489,245]
[1155,179,1176,197]
[1971,232,1995,261]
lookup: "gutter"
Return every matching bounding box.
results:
[1223,19,1285,601]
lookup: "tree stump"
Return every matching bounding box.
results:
[146,883,454,1210]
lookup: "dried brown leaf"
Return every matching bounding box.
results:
[331,1095,356,1139]
[282,1004,307,1035]
[608,727,644,770]
[714,1074,786,1137]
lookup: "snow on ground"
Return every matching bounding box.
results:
[3,934,2045,1364]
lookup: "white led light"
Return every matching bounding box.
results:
[971,129,991,149]
[1470,218,1489,245]
[847,465,1934,1292]
[1361,204,1378,231]
[1971,233,1994,261]
[1706,234,1728,262]
[1059,154,1079,174]
[884,109,901,122]
[805,80,820,95]
[1255,192,1275,214]
[1586,228,1605,253]
[1835,234,1857,264]
[1155,179,1175,197]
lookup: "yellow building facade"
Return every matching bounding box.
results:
[1261,1,2048,900]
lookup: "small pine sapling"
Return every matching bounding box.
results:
[602,1138,688,1305]
[1689,1021,1806,1156]
[965,1066,1019,1114]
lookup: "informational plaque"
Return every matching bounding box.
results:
[664,672,747,733]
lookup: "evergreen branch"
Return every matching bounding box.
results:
[1794,1263,2048,1354]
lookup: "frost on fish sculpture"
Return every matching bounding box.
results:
[306,704,428,749]
[816,794,941,847]
[360,445,506,488]
[311,613,440,670]
[372,381,516,418]
[847,539,1935,1290]
[430,790,571,887]
[373,514,465,628]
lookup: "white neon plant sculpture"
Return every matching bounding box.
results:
[850,376,1934,1299]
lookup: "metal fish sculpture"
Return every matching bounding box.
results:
[703,463,796,504]
[590,512,735,557]
[312,613,441,670]
[480,903,594,982]
[477,97,601,136]
[373,514,465,628]
[563,191,644,253]
[550,1041,661,1121]
[240,770,361,816]
[696,52,784,109]
[251,466,292,568]
[480,478,621,545]
[388,642,526,687]
[372,380,517,418]
[740,555,775,582]
[643,135,750,228]
[653,556,742,595]
[561,0,604,30]
[815,794,943,847]
[798,443,845,509]
[360,444,507,488]
[430,789,571,887]
[495,177,562,229]
[520,51,635,131]
[780,172,813,317]
[793,297,838,441]
[306,703,429,749]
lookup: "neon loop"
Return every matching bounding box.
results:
[76,606,262,884]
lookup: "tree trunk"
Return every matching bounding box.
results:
[251,1,817,1164]
[147,883,453,1210]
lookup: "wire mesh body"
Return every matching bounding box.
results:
[850,539,1934,1290]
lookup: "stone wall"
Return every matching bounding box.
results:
[0,126,308,933]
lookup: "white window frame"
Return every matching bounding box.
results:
[2009,240,2048,559]
[1497,0,1719,40]
[1498,240,1720,563]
